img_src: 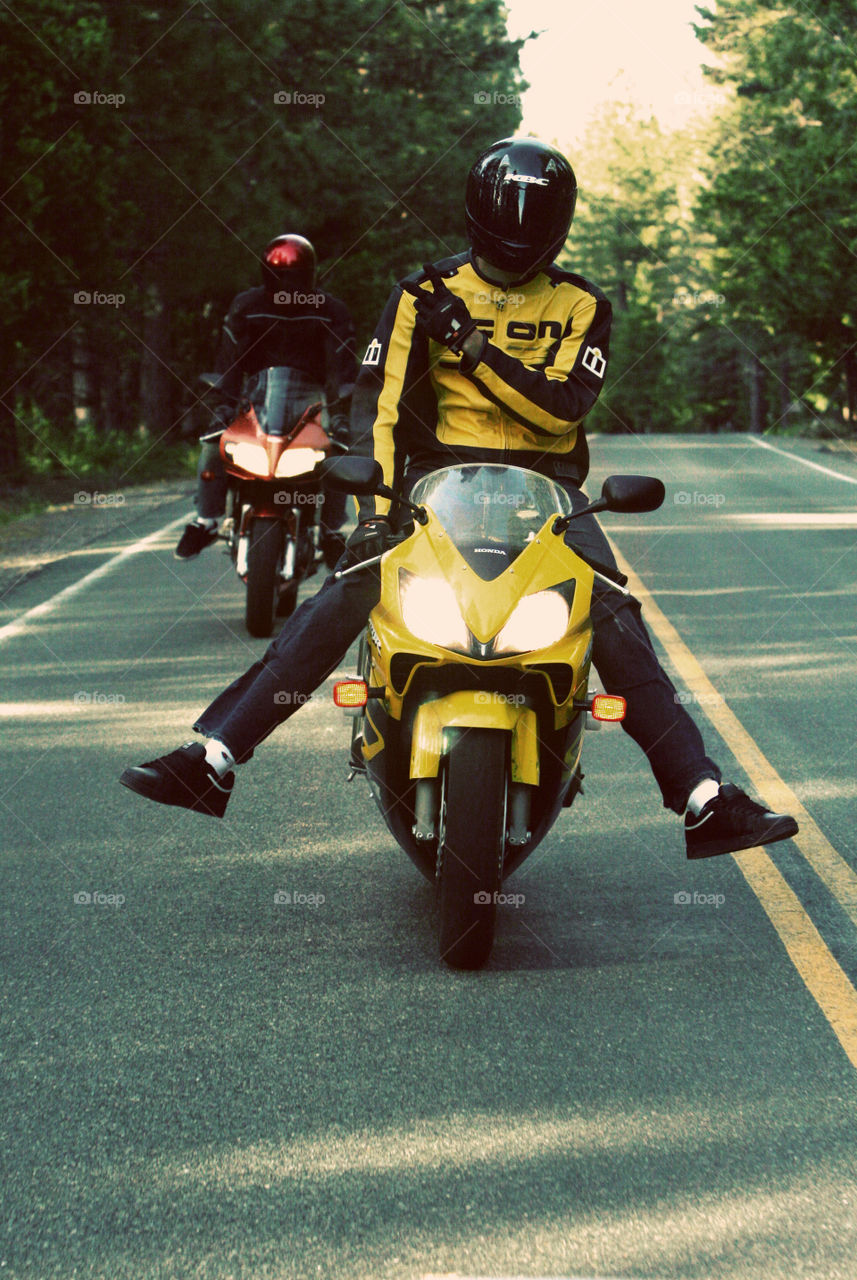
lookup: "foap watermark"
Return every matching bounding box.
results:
[473,90,522,106]
[674,691,722,707]
[74,291,125,307]
[74,90,125,107]
[274,90,325,107]
[73,691,126,706]
[474,890,525,906]
[674,490,726,508]
[273,889,325,907]
[674,88,727,111]
[273,290,325,307]
[74,891,126,906]
[474,290,525,307]
[74,490,125,506]
[273,691,314,706]
[474,691,526,707]
[273,491,324,505]
[672,288,725,309]
[473,491,526,507]
[674,890,725,908]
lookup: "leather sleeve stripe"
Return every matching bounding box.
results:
[466,291,610,431]
[466,371,562,438]
[351,288,420,519]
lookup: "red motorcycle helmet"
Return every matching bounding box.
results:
[465,138,577,280]
[260,234,318,298]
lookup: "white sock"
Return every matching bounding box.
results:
[204,738,236,777]
[687,778,721,815]
[196,517,218,529]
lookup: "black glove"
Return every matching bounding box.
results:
[345,517,391,565]
[402,264,478,354]
[198,402,234,442]
[329,413,351,447]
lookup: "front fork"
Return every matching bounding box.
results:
[231,499,299,581]
[412,775,531,848]
[408,693,540,852]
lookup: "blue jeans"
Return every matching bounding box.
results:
[194,483,719,812]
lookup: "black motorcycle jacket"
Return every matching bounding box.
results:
[351,250,611,519]
[214,286,357,425]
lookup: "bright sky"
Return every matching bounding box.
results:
[504,0,718,150]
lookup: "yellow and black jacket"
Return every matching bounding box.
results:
[352,251,611,519]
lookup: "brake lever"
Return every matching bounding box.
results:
[332,530,411,581]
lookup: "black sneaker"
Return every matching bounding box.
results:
[685,783,798,859]
[119,742,234,818]
[174,522,218,560]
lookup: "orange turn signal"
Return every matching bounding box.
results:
[333,679,368,709]
[590,693,626,722]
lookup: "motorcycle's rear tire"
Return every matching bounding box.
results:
[437,729,507,970]
[245,517,282,637]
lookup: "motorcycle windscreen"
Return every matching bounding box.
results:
[244,367,324,436]
[409,464,573,581]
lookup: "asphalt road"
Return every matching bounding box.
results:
[2,435,857,1280]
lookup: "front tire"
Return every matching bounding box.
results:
[437,729,507,969]
[245,517,282,637]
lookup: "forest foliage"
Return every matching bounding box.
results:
[2,0,855,490]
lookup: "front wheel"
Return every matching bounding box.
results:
[437,728,507,969]
[245,517,282,637]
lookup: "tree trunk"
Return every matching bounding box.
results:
[842,327,857,433]
[138,276,173,438]
[0,330,21,479]
[0,398,20,479]
[778,353,792,425]
[747,349,766,434]
[72,324,96,428]
[98,348,123,435]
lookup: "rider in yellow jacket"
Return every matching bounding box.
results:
[121,137,798,863]
[355,253,610,514]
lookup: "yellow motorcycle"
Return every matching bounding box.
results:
[327,459,664,969]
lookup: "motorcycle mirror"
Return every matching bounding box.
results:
[320,456,384,494]
[552,473,665,533]
[601,475,665,513]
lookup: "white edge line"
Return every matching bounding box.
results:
[750,436,857,486]
[0,512,191,646]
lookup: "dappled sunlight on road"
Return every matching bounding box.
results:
[93,1099,857,1279]
[730,512,857,527]
[793,777,857,803]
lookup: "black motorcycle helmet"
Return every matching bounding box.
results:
[465,138,577,279]
[260,234,317,297]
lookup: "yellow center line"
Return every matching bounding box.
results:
[734,849,857,1067]
[610,540,857,1072]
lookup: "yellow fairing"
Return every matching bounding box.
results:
[410,693,539,783]
[370,510,596,726]
[384,511,593,643]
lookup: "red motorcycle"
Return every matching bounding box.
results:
[200,366,339,637]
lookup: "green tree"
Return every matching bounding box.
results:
[565,106,694,433]
[1,0,523,483]
[694,0,857,432]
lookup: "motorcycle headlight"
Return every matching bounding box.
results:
[399,572,469,651]
[494,590,570,655]
[275,448,325,478]
[224,442,269,475]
